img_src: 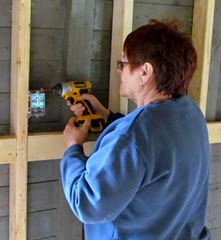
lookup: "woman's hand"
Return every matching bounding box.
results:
[67,94,110,122]
[63,117,91,149]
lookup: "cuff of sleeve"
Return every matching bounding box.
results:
[105,111,125,127]
[106,111,116,126]
[64,144,84,156]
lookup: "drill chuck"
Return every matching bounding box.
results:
[52,82,73,97]
[52,83,62,96]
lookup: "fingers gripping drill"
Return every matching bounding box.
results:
[51,81,104,132]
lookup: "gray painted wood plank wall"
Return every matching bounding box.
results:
[134,0,193,6]
[206,0,221,122]
[0,210,57,240]
[205,1,221,236]
[29,0,66,133]
[0,160,59,240]
[0,0,11,136]
[0,0,221,239]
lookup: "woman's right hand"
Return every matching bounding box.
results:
[66,94,110,122]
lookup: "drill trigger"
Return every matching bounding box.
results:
[67,97,74,105]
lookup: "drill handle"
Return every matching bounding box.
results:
[67,97,75,105]
[66,96,96,116]
[76,99,96,116]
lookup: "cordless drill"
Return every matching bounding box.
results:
[51,81,104,132]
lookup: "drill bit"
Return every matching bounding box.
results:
[29,88,53,93]
[42,88,53,93]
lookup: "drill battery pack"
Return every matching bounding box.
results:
[75,115,105,132]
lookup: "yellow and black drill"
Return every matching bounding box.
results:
[51,81,104,132]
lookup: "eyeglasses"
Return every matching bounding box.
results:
[117,60,140,70]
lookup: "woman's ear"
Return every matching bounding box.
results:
[140,62,154,85]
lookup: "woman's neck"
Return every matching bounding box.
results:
[136,87,172,108]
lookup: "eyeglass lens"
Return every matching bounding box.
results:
[117,60,124,70]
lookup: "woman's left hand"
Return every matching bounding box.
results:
[63,117,91,149]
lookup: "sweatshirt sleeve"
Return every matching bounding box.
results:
[60,133,146,224]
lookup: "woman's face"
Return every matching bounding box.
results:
[118,55,141,102]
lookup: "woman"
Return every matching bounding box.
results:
[61,20,210,240]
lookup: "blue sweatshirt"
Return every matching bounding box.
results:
[60,95,210,240]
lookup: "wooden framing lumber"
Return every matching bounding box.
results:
[108,0,134,115]
[28,133,66,162]
[207,122,221,144]
[0,133,94,164]
[189,0,215,115]
[28,132,95,161]
[0,123,220,165]
[0,123,221,164]
[9,0,31,239]
[0,136,16,164]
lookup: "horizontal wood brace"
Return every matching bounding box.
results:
[0,123,220,165]
[0,136,16,164]
[207,122,221,144]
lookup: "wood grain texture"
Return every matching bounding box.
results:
[0,28,11,61]
[31,0,65,29]
[64,0,94,82]
[0,160,59,187]
[28,160,60,183]
[206,206,221,230]
[0,134,95,164]
[0,0,12,27]
[209,158,221,185]
[109,0,134,114]
[0,181,58,217]
[0,136,16,164]
[0,210,57,240]
[29,60,64,90]
[56,173,83,240]
[9,0,31,239]
[0,164,9,187]
[212,0,221,121]
[27,209,57,239]
[28,132,66,161]
[210,227,221,240]
[189,0,215,115]
[134,0,193,6]
[91,60,110,91]
[206,7,221,121]
[92,31,112,61]
[133,2,193,31]
[94,0,113,31]
[207,182,221,208]
[28,132,95,161]
[31,29,64,61]
[0,125,10,135]
[0,94,10,124]
[28,122,64,133]
[207,122,221,144]
[216,92,221,120]
[0,61,10,92]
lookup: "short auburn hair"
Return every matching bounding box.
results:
[123,19,197,97]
